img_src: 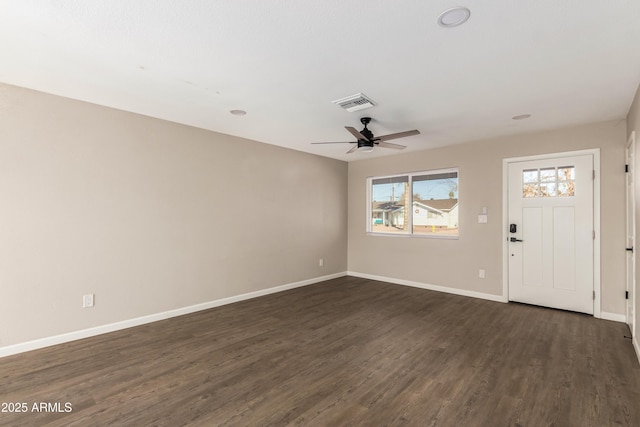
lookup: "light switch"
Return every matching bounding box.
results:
[478,214,488,224]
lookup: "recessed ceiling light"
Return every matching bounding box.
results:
[437,7,471,28]
[512,114,532,120]
[229,109,247,116]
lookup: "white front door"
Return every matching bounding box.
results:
[508,154,594,314]
[626,132,636,335]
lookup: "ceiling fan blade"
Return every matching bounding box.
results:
[345,126,369,141]
[377,129,420,141]
[377,141,406,150]
[346,145,359,154]
[311,141,353,144]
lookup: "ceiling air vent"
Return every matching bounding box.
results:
[331,93,376,112]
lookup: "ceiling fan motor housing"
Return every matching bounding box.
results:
[357,139,375,149]
[360,129,375,141]
[359,117,375,141]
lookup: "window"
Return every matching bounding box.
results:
[523,166,575,197]
[368,168,459,238]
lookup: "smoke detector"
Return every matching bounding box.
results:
[331,93,376,112]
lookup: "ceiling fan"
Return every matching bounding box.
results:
[312,117,420,154]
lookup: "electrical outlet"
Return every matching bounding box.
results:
[478,269,486,279]
[319,258,324,267]
[83,294,94,308]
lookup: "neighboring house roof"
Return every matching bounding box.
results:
[414,199,458,212]
[373,199,458,213]
[372,201,404,212]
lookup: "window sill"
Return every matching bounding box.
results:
[366,232,459,240]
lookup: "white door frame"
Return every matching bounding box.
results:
[502,149,601,318]
[626,131,636,335]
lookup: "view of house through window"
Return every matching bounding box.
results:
[369,169,459,237]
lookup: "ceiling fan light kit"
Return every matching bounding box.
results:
[312,117,420,154]
[357,145,375,153]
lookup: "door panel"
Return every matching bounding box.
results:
[522,207,542,287]
[553,207,575,290]
[508,154,594,314]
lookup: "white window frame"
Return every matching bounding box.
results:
[366,167,459,239]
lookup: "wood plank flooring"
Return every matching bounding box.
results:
[1,276,639,426]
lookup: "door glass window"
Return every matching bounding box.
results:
[523,166,575,198]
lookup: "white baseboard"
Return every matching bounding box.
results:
[4,271,632,360]
[0,271,348,358]
[347,271,508,303]
[599,311,627,323]
[348,272,629,323]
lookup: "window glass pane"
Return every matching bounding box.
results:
[557,182,575,196]
[558,167,575,181]
[539,168,556,182]
[371,179,409,233]
[523,183,538,198]
[523,169,538,184]
[412,172,458,236]
[539,182,557,197]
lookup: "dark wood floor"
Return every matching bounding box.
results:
[1,276,639,426]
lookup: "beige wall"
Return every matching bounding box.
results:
[627,82,640,354]
[0,83,348,347]
[348,120,626,315]
[1,80,633,352]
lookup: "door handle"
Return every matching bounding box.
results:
[510,237,523,242]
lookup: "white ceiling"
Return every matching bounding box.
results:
[2,1,640,162]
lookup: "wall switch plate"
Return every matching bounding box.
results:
[319,258,324,267]
[478,214,488,224]
[83,294,94,308]
[479,269,486,279]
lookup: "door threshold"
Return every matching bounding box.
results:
[508,300,592,316]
